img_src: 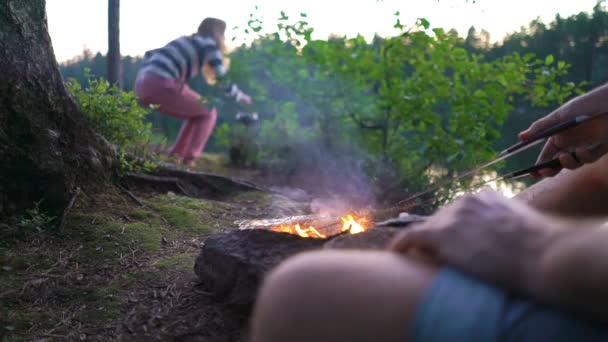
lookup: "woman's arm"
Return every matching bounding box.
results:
[515,153,608,218]
[206,49,252,104]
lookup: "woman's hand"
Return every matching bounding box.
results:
[389,189,566,295]
[519,87,608,178]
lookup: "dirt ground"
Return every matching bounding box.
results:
[0,154,314,341]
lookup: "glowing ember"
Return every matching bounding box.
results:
[272,214,368,239]
[341,215,366,234]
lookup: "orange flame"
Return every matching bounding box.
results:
[273,224,327,239]
[272,214,368,238]
[341,215,366,234]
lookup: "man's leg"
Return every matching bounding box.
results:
[250,250,608,342]
[249,250,438,342]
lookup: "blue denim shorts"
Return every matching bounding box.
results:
[409,268,608,342]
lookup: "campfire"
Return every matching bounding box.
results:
[237,213,370,239]
[272,214,368,239]
[198,209,426,309]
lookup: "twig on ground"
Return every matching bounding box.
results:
[118,183,170,225]
[118,184,149,209]
[57,187,81,233]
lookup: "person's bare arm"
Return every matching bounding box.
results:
[390,190,608,324]
[538,223,608,322]
[520,83,608,177]
[515,153,608,218]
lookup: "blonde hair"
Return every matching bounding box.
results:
[198,17,228,84]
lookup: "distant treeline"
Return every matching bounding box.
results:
[61,50,142,91]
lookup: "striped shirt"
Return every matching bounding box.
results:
[140,34,243,99]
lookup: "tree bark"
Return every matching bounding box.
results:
[107,0,122,88]
[0,0,115,220]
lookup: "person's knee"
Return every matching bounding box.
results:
[250,250,438,342]
[255,249,435,313]
[253,251,338,317]
[250,251,348,342]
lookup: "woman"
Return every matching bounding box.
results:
[135,17,252,166]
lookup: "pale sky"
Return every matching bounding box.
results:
[46,0,600,63]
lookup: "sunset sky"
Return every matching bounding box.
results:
[46,0,600,62]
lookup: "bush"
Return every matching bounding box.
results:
[18,201,56,232]
[67,69,152,151]
[223,11,582,197]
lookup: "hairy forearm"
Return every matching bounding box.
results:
[536,225,608,323]
[516,154,608,217]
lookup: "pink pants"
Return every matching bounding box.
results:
[135,72,217,162]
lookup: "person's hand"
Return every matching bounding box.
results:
[237,92,253,105]
[519,101,608,178]
[389,189,566,295]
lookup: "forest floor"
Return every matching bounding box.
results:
[0,154,317,342]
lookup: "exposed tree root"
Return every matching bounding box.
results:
[121,173,194,197]
[120,165,266,201]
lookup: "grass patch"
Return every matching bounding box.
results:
[122,222,162,252]
[129,209,155,220]
[146,194,234,234]
[3,308,54,335]
[232,191,274,207]
[1,271,148,338]
[154,253,195,271]
[1,249,54,273]
[0,182,262,339]
[64,214,163,264]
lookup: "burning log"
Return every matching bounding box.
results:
[195,213,426,312]
[237,213,369,239]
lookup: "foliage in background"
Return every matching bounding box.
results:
[67,69,155,173]
[225,11,580,193]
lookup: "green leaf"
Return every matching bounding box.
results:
[545,54,554,65]
[418,18,430,30]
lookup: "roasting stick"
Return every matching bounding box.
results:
[393,114,597,212]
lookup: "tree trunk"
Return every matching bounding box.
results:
[107,0,122,88]
[0,0,115,220]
